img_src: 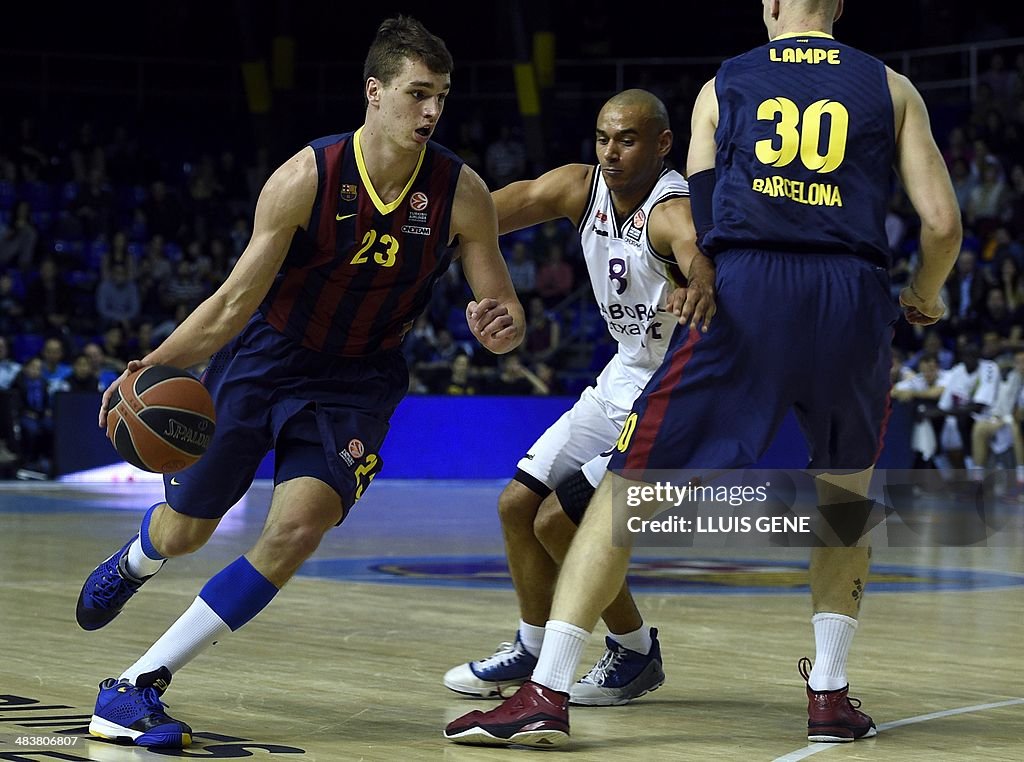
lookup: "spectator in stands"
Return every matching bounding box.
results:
[72,167,115,241]
[101,230,136,280]
[487,353,550,395]
[0,273,25,337]
[908,329,956,371]
[938,343,1002,470]
[95,263,141,332]
[892,354,946,472]
[163,258,208,313]
[82,341,125,392]
[137,234,172,320]
[442,353,478,395]
[99,325,129,365]
[967,155,1010,240]
[11,356,53,475]
[949,157,977,216]
[0,200,39,270]
[535,244,574,307]
[0,336,21,467]
[971,350,1024,488]
[506,240,537,300]
[522,295,561,365]
[945,249,988,339]
[39,337,72,396]
[63,353,101,394]
[25,258,73,336]
[979,287,1024,352]
[943,125,972,171]
[402,314,438,367]
[995,254,1024,312]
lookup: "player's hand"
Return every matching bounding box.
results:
[98,359,145,429]
[899,284,945,326]
[466,298,519,354]
[668,253,716,332]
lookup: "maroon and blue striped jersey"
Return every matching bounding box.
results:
[260,129,463,356]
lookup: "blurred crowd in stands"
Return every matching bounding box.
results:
[2,48,1024,480]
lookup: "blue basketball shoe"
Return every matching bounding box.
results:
[76,536,160,631]
[444,632,539,698]
[90,667,192,748]
[569,628,665,706]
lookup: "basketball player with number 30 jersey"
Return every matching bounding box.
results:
[445,1,961,750]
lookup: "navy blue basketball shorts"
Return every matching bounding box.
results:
[609,251,900,478]
[164,314,407,521]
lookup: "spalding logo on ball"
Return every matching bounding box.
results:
[106,365,216,473]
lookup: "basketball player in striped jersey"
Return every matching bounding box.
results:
[75,16,523,748]
[444,89,715,706]
[446,0,961,748]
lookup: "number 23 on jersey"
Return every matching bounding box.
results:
[351,229,399,267]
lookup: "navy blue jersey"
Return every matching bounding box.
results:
[261,129,463,356]
[703,33,895,266]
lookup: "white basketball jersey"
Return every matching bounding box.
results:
[577,166,689,387]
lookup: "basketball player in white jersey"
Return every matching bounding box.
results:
[444,89,715,705]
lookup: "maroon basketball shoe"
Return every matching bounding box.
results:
[799,657,877,742]
[444,680,570,748]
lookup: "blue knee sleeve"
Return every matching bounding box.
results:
[140,503,165,560]
[199,557,279,631]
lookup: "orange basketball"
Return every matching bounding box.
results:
[106,365,216,473]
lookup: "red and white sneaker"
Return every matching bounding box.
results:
[444,680,570,748]
[799,657,877,742]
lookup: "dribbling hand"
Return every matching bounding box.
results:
[98,360,145,429]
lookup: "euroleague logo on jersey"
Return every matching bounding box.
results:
[410,192,429,211]
[626,208,645,245]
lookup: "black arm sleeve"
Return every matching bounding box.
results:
[687,168,715,252]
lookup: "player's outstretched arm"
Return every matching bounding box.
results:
[98,148,317,427]
[890,70,962,325]
[650,197,716,332]
[492,164,593,234]
[453,165,525,355]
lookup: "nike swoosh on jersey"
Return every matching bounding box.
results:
[170,477,181,486]
[336,213,356,221]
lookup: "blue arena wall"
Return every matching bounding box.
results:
[55,394,913,479]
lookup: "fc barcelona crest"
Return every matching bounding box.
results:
[340,184,358,202]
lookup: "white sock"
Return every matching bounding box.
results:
[532,620,589,693]
[610,623,651,655]
[808,612,858,692]
[120,597,230,684]
[519,620,545,657]
[125,536,165,579]
[1015,465,1024,483]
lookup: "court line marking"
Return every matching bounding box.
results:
[771,697,1024,761]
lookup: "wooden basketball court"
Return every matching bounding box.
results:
[2,478,1021,761]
